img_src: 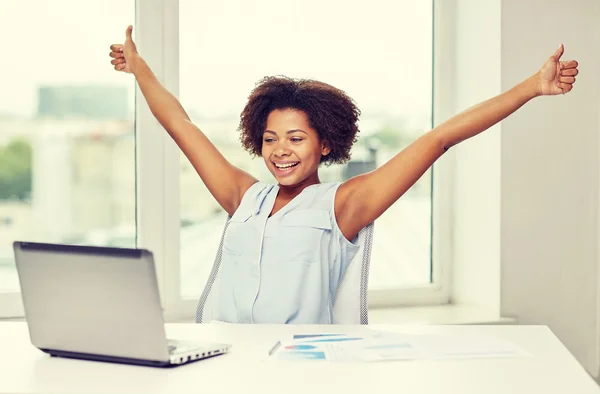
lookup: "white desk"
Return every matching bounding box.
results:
[0,322,598,394]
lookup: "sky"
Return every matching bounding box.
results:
[0,0,432,123]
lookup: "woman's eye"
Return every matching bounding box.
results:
[264,138,275,143]
[291,138,303,142]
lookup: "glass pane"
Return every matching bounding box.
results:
[179,0,433,298]
[0,1,135,295]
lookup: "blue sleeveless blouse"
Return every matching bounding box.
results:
[213,182,360,324]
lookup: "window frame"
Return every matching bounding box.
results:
[368,0,456,308]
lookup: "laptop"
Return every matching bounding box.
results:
[12,241,231,367]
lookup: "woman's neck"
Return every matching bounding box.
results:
[277,176,320,199]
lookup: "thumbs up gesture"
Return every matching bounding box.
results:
[109,25,138,74]
[537,44,579,96]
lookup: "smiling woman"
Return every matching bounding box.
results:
[262,110,328,189]
[240,76,358,164]
[235,78,363,220]
[109,4,578,323]
[174,0,437,311]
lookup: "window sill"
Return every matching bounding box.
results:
[1,305,514,325]
[369,304,515,325]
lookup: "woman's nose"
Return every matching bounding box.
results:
[274,144,290,156]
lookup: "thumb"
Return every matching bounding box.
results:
[125,25,133,40]
[551,44,564,61]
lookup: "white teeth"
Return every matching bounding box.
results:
[275,162,298,169]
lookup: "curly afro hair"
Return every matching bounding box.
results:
[238,76,361,165]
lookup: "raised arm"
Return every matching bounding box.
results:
[336,44,579,240]
[109,26,257,216]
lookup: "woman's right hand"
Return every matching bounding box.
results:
[109,25,138,74]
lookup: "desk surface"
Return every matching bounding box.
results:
[0,322,598,394]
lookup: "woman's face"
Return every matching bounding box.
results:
[261,108,330,187]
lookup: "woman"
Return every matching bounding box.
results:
[110,25,578,324]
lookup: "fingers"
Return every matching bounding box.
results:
[110,27,133,73]
[560,68,578,76]
[558,82,573,94]
[559,76,575,84]
[110,44,124,52]
[558,58,578,93]
[551,44,564,61]
[560,60,578,69]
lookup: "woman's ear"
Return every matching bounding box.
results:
[321,140,331,156]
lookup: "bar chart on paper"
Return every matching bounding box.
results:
[267,330,531,362]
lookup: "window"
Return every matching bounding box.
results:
[177,0,439,310]
[0,1,135,317]
[0,0,452,320]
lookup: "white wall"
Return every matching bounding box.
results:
[449,0,502,312]
[449,0,600,378]
[500,0,600,378]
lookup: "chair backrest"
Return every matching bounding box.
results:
[331,221,374,324]
[195,218,231,325]
[195,218,374,324]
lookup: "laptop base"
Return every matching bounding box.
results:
[42,348,222,368]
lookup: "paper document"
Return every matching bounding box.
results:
[267,330,530,362]
[269,334,362,361]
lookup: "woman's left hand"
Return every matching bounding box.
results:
[537,44,579,96]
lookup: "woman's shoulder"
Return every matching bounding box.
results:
[291,182,342,221]
[244,181,275,198]
[303,181,342,202]
[230,181,277,218]
[304,181,341,197]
